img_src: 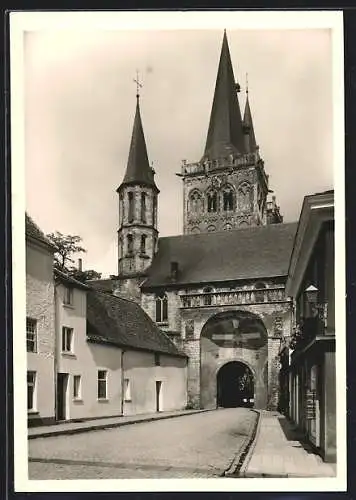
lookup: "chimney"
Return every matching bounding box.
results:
[170,261,179,281]
[78,258,83,272]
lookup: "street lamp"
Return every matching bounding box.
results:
[304,284,328,325]
[305,284,319,305]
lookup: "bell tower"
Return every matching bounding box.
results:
[179,31,282,234]
[117,80,159,277]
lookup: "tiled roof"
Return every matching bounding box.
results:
[25,213,55,250]
[54,269,90,290]
[86,289,186,357]
[86,279,115,293]
[142,222,298,288]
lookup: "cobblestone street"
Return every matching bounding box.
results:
[28,408,256,479]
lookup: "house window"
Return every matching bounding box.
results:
[128,192,134,222]
[98,370,108,399]
[27,371,36,411]
[207,191,217,212]
[203,286,214,306]
[124,378,131,401]
[141,234,147,254]
[61,327,74,353]
[73,375,81,400]
[223,187,234,211]
[26,317,37,352]
[63,287,73,305]
[155,293,168,323]
[189,190,202,213]
[154,353,160,366]
[127,234,133,254]
[141,193,147,223]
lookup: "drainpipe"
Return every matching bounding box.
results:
[121,350,126,416]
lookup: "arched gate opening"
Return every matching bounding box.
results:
[217,361,254,408]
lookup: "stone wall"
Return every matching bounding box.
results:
[26,239,56,423]
[182,163,267,234]
[141,280,293,410]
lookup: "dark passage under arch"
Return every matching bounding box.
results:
[217,361,254,408]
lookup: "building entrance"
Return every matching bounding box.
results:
[217,361,254,408]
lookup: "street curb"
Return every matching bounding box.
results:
[223,409,261,478]
[237,409,262,478]
[28,409,211,439]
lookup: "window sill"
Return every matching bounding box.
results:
[157,321,168,326]
[97,398,109,403]
[124,399,132,403]
[73,398,83,403]
[28,410,39,415]
[63,303,75,309]
[61,352,76,358]
[27,350,38,354]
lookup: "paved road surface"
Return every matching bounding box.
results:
[28,408,256,479]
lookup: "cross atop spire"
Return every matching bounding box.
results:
[202,30,246,161]
[246,72,249,94]
[133,70,143,99]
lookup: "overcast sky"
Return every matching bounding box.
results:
[23,19,334,277]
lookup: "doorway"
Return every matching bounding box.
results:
[57,373,69,421]
[156,381,162,412]
[217,362,254,408]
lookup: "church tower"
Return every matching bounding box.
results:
[179,30,282,234]
[116,90,159,277]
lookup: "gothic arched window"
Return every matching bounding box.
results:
[127,234,133,254]
[207,190,218,212]
[189,190,202,214]
[141,192,147,223]
[155,293,168,323]
[118,235,123,259]
[238,182,252,212]
[223,185,234,211]
[128,192,135,222]
[140,234,146,254]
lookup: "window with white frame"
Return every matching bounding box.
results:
[124,378,131,401]
[61,327,74,353]
[27,371,36,411]
[26,317,37,352]
[73,375,81,400]
[97,370,108,399]
[63,286,73,305]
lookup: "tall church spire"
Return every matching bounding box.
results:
[243,83,257,153]
[120,94,157,190]
[203,30,246,161]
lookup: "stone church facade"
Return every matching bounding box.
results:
[93,30,298,411]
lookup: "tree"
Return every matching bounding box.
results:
[46,231,86,271]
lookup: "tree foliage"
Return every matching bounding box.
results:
[47,231,86,271]
[46,231,102,281]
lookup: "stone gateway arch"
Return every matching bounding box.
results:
[200,310,268,409]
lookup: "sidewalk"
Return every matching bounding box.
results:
[28,408,208,439]
[241,411,336,477]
